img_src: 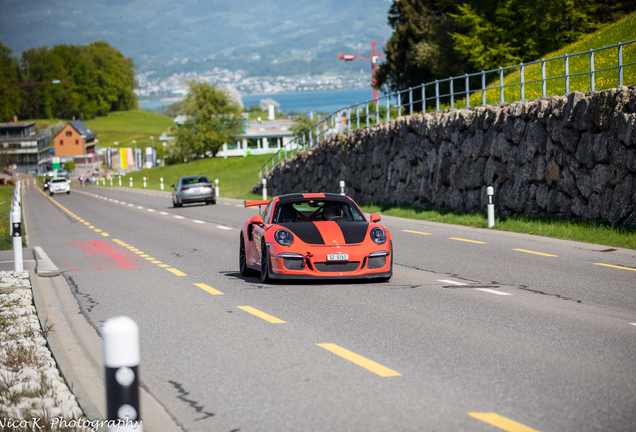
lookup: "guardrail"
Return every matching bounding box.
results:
[258,39,636,180]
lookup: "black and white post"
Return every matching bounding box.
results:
[339,180,345,196]
[487,186,495,228]
[11,203,23,272]
[215,178,219,197]
[160,177,164,191]
[103,316,142,432]
[262,178,267,200]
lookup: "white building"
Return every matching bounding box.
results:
[217,118,297,157]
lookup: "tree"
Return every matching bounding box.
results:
[289,114,318,142]
[64,160,76,173]
[0,43,21,122]
[375,0,635,97]
[172,80,244,160]
[450,0,594,71]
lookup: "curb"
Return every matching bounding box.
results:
[30,271,104,422]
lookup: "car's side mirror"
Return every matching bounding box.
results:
[370,213,381,222]
[250,215,264,225]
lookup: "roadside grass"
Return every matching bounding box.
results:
[104,154,271,199]
[358,203,636,250]
[0,185,16,251]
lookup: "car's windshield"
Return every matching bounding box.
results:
[183,176,209,185]
[272,200,365,223]
[52,178,67,183]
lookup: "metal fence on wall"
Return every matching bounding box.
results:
[258,40,636,180]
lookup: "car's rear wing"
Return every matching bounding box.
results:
[244,199,271,208]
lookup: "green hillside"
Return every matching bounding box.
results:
[33,109,175,150]
[455,12,636,107]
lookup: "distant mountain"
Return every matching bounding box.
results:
[0,0,393,78]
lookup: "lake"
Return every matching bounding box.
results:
[139,88,389,115]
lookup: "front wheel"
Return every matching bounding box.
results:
[49,191,53,196]
[260,242,271,283]
[67,191,70,195]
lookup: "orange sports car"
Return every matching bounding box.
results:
[240,193,393,282]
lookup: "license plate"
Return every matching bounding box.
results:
[327,254,349,261]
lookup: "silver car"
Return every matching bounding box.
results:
[171,176,216,207]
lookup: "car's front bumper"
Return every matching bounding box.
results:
[267,241,393,280]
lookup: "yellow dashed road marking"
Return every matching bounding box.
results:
[403,229,431,236]
[513,249,558,257]
[237,306,285,323]
[468,412,541,432]
[449,237,486,244]
[158,264,170,268]
[594,263,636,272]
[194,283,223,295]
[317,343,401,377]
[166,268,186,276]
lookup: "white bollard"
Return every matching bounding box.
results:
[160,178,164,191]
[102,316,142,432]
[215,179,219,198]
[262,178,267,200]
[143,178,146,188]
[339,180,345,196]
[11,205,23,272]
[119,177,122,187]
[103,178,106,186]
[110,178,113,187]
[129,177,133,188]
[487,186,495,228]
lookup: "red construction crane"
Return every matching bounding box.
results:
[338,41,385,101]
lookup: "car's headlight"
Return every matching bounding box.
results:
[370,227,387,244]
[274,229,294,246]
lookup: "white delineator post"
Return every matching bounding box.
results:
[103,316,142,432]
[11,204,23,272]
[487,186,495,228]
[160,177,164,191]
[262,178,267,200]
[215,179,219,198]
[143,178,146,188]
[339,180,345,196]
[129,177,133,188]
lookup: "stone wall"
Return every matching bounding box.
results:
[254,86,636,226]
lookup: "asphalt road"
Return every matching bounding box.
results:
[24,183,636,432]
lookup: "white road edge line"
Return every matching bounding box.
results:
[474,288,512,296]
[174,216,184,219]
[193,220,204,224]
[437,279,468,286]
[216,226,231,230]
[630,323,636,326]
[147,209,155,212]
[160,212,168,215]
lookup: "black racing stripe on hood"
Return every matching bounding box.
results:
[278,222,325,245]
[337,222,369,244]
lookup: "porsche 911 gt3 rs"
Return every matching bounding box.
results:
[240,193,392,282]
